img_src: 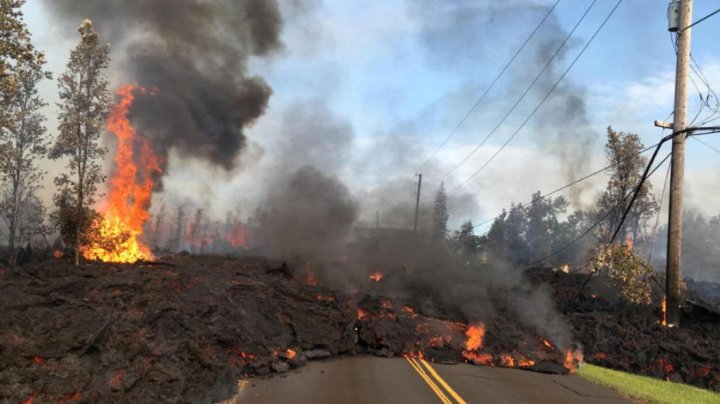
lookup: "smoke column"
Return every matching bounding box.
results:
[44,0,283,181]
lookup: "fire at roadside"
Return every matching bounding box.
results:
[2,256,719,403]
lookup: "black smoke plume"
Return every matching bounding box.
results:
[44,0,282,177]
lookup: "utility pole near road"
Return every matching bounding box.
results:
[666,0,693,328]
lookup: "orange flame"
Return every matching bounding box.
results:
[564,349,584,373]
[286,349,297,360]
[83,85,161,263]
[463,351,493,366]
[357,308,367,320]
[22,393,37,404]
[500,354,515,368]
[464,324,485,351]
[225,224,248,248]
[369,272,383,282]
[661,295,668,326]
[543,339,553,349]
[518,357,535,368]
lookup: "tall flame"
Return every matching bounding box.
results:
[83,85,161,264]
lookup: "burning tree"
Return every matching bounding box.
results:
[0,21,50,265]
[50,20,111,265]
[81,85,162,263]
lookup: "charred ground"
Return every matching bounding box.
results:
[0,257,718,403]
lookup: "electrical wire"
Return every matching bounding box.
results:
[449,0,624,192]
[671,33,720,126]
[693,136,720,155]
[527,149,670,268]
[682,7,720,32]
[646,161,671,262]
[415,0,562,174]
[436,0,600,180]
[469,141,660,231]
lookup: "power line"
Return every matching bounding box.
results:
[671,33,720,126]
[528,149,671,269]
[469,141,660,231]
[646,161,672,262]
[693,136,720,155]
[450,0,624,192]
[416,0,562,174]
[436,0,600,180]
[502,124,720,268]
[682,7,720,32]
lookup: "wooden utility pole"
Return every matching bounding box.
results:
[666,0,693,327]
[413,174,422,234]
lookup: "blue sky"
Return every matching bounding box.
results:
[22,0,720,229]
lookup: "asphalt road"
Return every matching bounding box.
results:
[226,356,630,404]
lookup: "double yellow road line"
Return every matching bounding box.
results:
[405,357,467,404]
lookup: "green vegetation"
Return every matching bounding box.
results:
[577,363,720,404]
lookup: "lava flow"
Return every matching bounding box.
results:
[83,85,162,264]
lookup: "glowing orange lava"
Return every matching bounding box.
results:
[464,324,485,351]
[402,306,417,316]
[463,351,493,366]
[83,85,161,263]
[500,354,515,367]
[564,349,584,373]
[518,357,536,368]
[304,264,318,286]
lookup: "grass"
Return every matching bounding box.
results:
[576,364,720,404]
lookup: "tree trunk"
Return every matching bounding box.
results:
[75,230,81,266]
[8,218,16,266]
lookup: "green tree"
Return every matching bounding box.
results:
[505,202,528,265]
[0,50,51,264]
[452,220,482,263]
[590,241,653,305]
[49,20,111,265]
[432,181,449,242]
[526,192,568,263]
[551,209,591,267]
[486,210,508,262]
[0,0,34,131]
[597,127,658,243]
